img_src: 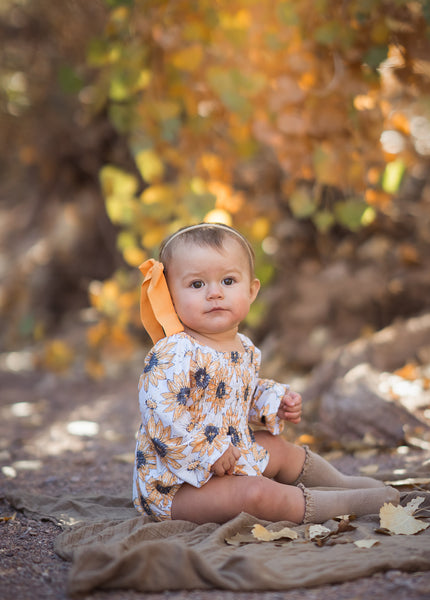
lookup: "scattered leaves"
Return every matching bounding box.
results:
[378,497,429,535]
[305,517,357,546]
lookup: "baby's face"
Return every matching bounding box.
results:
[166,237,260,339]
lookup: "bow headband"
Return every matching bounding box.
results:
[139,223,252,344]
[139,259,183,344]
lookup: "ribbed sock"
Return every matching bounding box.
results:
[300,484,400,523]
[294,447,385,489]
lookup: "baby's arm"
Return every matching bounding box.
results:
[211,444,241,476]
[277,390,302,423]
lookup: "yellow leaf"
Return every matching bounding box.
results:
[141,184,175,205]
[250,217,271,240]
[151,100,181,121]
[219,9,251,30]
[142,226,167,248]
[171,44,204,72]
[100,165,138,198]
[123,246,147,267]
[135,149,164,183]
[379,499,429,535]
[252,523,298,542]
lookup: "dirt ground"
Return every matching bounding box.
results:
[1,362,430,600]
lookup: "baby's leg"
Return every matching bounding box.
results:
[171,475,305,524]
[171,474,399,525]
[255,431,385,489]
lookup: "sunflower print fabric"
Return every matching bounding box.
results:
[133,332,287,521]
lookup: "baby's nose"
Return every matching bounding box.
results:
[207,283,223,298]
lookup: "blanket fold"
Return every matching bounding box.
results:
[4,489,430,595]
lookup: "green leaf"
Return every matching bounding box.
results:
[334,198,368,231]
[87,39,112,67]
[108,103,137,133]
[207,67,254,116]
[57,65,83,94]
[312,210,335,233]
[105,0,133,7]
[315,22,339,45]
[363,45,389,69]
[289,187,318,219]
[276,2,299,26]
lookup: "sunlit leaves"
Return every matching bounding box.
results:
[100,166,139,226]
[94,0,424,223]
[83,0,430,355]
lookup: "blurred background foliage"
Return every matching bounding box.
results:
[1,0,430,378]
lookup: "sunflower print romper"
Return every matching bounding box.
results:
[133,332,287,521]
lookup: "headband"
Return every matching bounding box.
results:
[160,222,254,266]
[139,259,183,344]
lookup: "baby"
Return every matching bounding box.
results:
[133,223,399,524]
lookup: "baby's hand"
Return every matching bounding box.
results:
[277,390,302,424]
[211,444,241,477]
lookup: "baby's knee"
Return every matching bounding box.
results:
[242,477,272,513]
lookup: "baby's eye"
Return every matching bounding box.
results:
[190,280,204,289]
[222,277,234,286]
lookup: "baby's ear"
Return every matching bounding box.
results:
[250,278,260,302]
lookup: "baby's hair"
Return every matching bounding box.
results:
[159,223,256,275]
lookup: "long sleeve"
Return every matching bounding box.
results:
[248,378,286,435]
[137,337,231,488]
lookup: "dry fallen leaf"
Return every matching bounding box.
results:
[305,524,331,541]
[379,498,429,535]
[252,523,298,542]
[404,497,426,515]
[354,539,380,549]
[0,512,16,523]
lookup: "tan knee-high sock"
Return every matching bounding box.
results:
[300,484,400,524]
[294,446,385,489]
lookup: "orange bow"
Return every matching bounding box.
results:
[139,259,184,344]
